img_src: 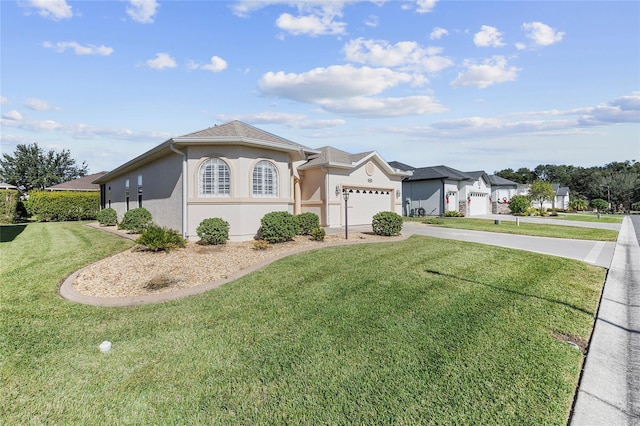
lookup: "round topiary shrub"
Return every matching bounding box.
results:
[371,211,403,236]
[196,217,230,245]
[310,226,325,241]
[119,207,152,234]
[508,195,531,215]
[96,208,118,226]
[135,224,186,252]
[259,211,297,243]
[296,212,320,235]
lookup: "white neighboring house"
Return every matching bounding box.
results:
[516,183,571,210]
[488,175,518,214]
[94,121,408,241]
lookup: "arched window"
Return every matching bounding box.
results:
[199,158,230,196]
[252,161,278,197]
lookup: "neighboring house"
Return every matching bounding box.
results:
[0,182,19,190]
[94,121,407,241]
[516,183,570,210]
[399,165,491,217]
[488,175,518,214]
[46,172,107,192]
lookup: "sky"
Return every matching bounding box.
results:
[1,0,639,175]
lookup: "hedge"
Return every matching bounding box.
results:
[25,191,100,221]
[0,189,26,224]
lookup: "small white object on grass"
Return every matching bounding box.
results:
[99,341,112,352]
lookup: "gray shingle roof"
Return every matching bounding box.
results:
[404,165,474,182]
[388,161,415,171]
[178,120,314,152]
[48,172,107,191]
[488,174,518,186]
[301,146,372,168]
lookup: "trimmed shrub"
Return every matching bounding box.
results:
[0,189,26,224]
[119,208,152,234]
[508,195,531,215]
[569,199,588,212]
[135,224,185,252]
[443,210,464,217]
[590,198,609,212]
[372,211,403,236]
[196,217,230,245]
[96,208,118,226]
[310,226,325,241]
[252,239,270,250]
[296,212,320,235]
[259,211,298,243]
[25,190,100,221]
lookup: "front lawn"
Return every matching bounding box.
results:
[419,217,618,241]
[1,222,605,424]
[550,212,624,223]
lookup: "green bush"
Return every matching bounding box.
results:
[135,224,186,252]
[371,211,403,236]
[119,208,152,233]
[590,198,609,212]
[443,210,464,217]
[25,190,100,221]
[259,211,297,243]
[632,201,640,211]
[96,208,118,226]
[196,217,230,245]
[0,189,26,224]
[296,212,320,235]
[508,195,531,215]
[310,226,325,241]
[569,199,588,211]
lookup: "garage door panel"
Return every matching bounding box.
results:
[347,188,392,225]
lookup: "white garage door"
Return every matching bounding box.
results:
[468,192,489,216]
[346,188,392,225]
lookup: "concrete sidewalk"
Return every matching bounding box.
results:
[570,216,640,425]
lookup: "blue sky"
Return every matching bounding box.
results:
[1,0,639,175]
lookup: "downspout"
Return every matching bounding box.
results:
[170,143,188,239]
[441,179,446,215]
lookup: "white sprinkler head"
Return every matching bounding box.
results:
[99,341,112,352]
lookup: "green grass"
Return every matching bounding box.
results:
[549,212,624,223]
[1,222,605,424]
[420,217,618,241]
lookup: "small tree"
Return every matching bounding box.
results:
[569,199,588,212]
[529,180,555,212]
[590,198,609,212]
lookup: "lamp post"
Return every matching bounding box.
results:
[343,188,349,239]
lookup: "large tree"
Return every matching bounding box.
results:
[0,143,88,192]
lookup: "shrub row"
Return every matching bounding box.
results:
[25,191,100,222]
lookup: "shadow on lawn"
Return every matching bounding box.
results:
[0,224,27,243]
[424,269,593,316]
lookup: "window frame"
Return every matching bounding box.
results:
[252,160,279,197]
[199,158,231,197]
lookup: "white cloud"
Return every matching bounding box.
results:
[144,53,177,70]
[318,95,447,117]
[522,21,564,47]
[42,41,114,56]
[415,0,437,14]
[343,38,453,73]
[473,25,505,47]
[23,0,73,20]
[364,15,379,28]
[127,0,159,24]
[276,12,346,36]
[259,64,414,102]
[451,56,519,89]
[2,110,23,121]
[215,112,346,129]
[190,56,228,73]
[0,96,8,105]
[25,98,56,111]
[430,27,448,40]
[575,92,640,125]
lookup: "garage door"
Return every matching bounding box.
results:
[468,192,489,216]
[346,188,392,225]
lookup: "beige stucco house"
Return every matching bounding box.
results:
[94,121,408,241]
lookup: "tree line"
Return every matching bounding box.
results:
[495,161,640,209]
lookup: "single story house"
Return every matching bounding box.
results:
[488,174,518,214]
[94,121,407,241]
[398,165,491,217]
[46,172,107,192]
[516,183,571,210]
